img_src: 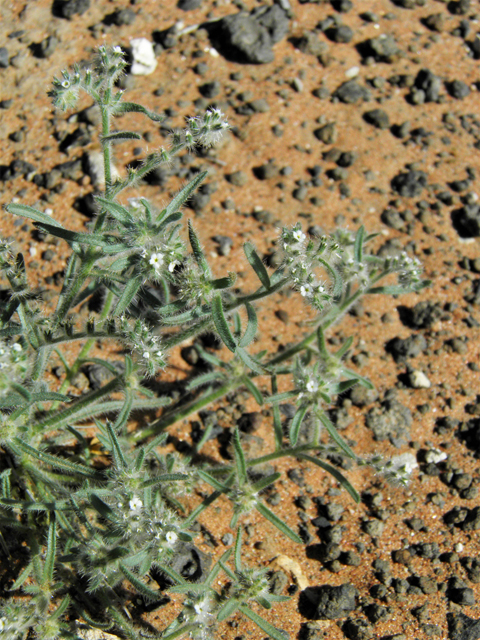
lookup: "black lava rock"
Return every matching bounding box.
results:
[365,399,412,445]
[326,25,354,43]
[334,80,370,104]
[0,47,9,68]
[177,0,202,10]
[452,204,480,237]
[391,169,427,197]
[309,583,358,620]
[35,35,59,58]
[106,8,136,25]
[212,6,289,64]
[363,108,390,129]
[446,79,471,100]
[409,68,443,103]
[447,612,480,640]
[387,334,427,362]
[56,0,90,18]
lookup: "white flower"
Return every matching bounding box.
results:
[168,261,178,273]
[149,252,164,270]
[143,351,150,359]
[306,378,318,393]
[129,497,143,512]
[300,283,313,297]
[166,531,178,544]
[11,343,22,352]
[0,618,4,632]
[113,45,123,54]
[389,453,418,476]
[292,229,306,243]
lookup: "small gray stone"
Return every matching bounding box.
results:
[334,80,370,104]
[363,108,390,129]
[314,123,337,144]
[0,47,9,68]
[312,583,358,620]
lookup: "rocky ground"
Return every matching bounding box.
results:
[1,0,480,639]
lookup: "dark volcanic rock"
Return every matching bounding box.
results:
[391,169,427,197]
[365,399,412,445]
[447,612,480,640]
[387,334,427,362]
[334,80,370,104]
[212,6,289,64]
[452,204,480,237]
[55,0,90,18]
[306,583,359,620]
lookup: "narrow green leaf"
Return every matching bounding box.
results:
[234,526,242,571]
[165,172,207,218]
[141,473,188,488]
[265,390,298,405]
[112,277,142,316]
[328,379,358,395]
[316,326,329,360]
[252,472,281,493]
[212,294,237,352]
[49,595,70,622]
[43,516,56,587]
[101,131,142,143]
[354,225,365,264]
[318,412,357,460]
[289,405,308,447]
[95,197,134,227]
[1,469,11,499]
[105,421,127,469]
[239,604,290,640]
[89,493,115,519]
[217,598,240,622]
[243,242,270,290]
[186,371,225,391]
[161,624,197,640]
[317,257,342,300]
[297,453,360,503]
[341,367,374,389]
[255,502,303,543]
[120,564,160,601]
[197,469,228,492]
[334,336,353,360]
[12,439,98,478]
[242,376,263,406]
[210,273,237,290]
[271,375,283,450]
[192,344,226,368]
[6,203,63,228]
[114,389,133,432]
[255,596,272,610]
[232,428,247,486]
[188,219,210,276]
[155,210,183,233]
[9,562,33,591]
[236,346,267,375]
[113,101,164,122]
[238,301,258,348]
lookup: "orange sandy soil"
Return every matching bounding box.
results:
[1,0,480,639]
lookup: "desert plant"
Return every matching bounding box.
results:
[0,45,428,640]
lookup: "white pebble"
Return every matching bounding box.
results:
[130,38,157,76]
[409,370,431,389]
[345,66,360,79]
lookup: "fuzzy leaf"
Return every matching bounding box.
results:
[341,367,374,389]
[120,564,160,601]
[318,412,357,460]
[95,197,134,227]
[43,516,56,587]
[6,203,63,228]
[239,604,290,640]
[12,439,98,478]
[188,219,210,276]
[113,101,164,122]
[101,130,142,143]
[241,376,263,406]
[186,371,225,391]
[289,405,308,447]
[238,301,258,348]
[297,453,360,503]
[243,242,270,290]
[232,428,247,486]
[236,346,267,375]
[210,273,237,291]
[34,222,130,253]
[212,294,237,352]
[217,598,240,622]
[165,172,207,218]
[105,421,127,469]
[255,501,303,543]
[252,472,281,493]
[354,225,365,264]
[112,277,142,316]
[317,257,342,299]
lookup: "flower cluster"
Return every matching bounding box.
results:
[118,317,167,375]
[0,340,28,398]
[280,224,334,310]
[294,360,333,405]
[185,108,230,148]
[175,256,214,307]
